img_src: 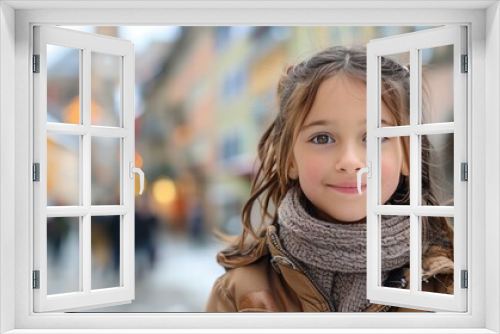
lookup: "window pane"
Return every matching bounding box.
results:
[47,133,80,206]
[47,217,80,295]
[91,216,121,290]
[380,51,410,125]
[420,45,454,124]
[91,52,121,127]
[380,136,410,205]
[379,215,411,290]
[91,137,121,205]
[421,134,454,206]
[47,45,80,124]
[421,216,454,294]
[379,52,410,207]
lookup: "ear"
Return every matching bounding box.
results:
[288,160,299,180]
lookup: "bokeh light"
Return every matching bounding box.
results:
[152,177,176,204]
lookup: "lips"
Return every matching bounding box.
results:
[334,182,362,188]
[329,182,366,194]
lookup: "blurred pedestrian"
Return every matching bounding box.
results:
[47,216,70,264]
[135,195,158,274]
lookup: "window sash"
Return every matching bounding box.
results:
[366,25,468,312]
[33,25,136,313]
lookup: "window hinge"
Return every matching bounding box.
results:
[33,270,40,289]
[33,54,40,73]
[461,162,468,181]
[33,163,40,182]
[461,270,468,289]
[461,54,468,73]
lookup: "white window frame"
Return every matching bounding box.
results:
[33,25,136,313]
[0,1,498,333]
[366,26,468,312]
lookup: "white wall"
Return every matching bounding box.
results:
[1,3,497,332]
[0,2,16,334]
[486,2,500,333]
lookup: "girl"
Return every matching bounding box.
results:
[206,46,454,313]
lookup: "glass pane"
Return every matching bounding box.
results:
[91,137,120,205]
[420,45,454,124]
[47,45,80,124]
[47,217,80,295]
[91,216,121,290]
[421,134,454,206]
[380,215,411,290]
[380,136,410,205]
[380,51,410,125]
[47,133,80,206]
[421,216,454,294]
[91,52,121,127]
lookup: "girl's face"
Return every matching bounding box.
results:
[289,75,408,222]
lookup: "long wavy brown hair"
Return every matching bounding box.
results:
[221,45,454,260]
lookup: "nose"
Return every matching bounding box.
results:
[335,143,365,174]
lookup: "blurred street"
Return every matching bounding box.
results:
[54,229,226,312]
[44,25,454,313]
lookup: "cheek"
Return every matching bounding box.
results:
[297,158,325,183]
[380,160,401,200]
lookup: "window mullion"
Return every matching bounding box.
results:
[45,123,128,138]
[372,123,454,138]
[46,123,88,136]
[90,205,128,216]
[366,48,379,295]
[90,126,129,138]
[412,123,454,135]
[46,206,89,217]
[409,46,420,295]
[82,47,92,295]
[79,48,84,292]
[119,55,124,288]
[372,205,454,217]
[45,205,128,217]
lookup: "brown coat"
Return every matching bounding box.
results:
[206,224,454,312]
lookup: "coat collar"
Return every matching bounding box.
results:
[265,223,455,312]
[266,224,334,312]
[216,223,454,312]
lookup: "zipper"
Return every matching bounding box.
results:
[268,232,336,312]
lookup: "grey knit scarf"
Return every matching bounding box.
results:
[277,189,411,312]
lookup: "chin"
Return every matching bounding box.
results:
[329,211,366,223]
[339,217,366,223]
[312,200,367,223]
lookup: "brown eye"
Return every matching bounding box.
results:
[312,134,334,144]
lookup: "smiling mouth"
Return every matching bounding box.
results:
[330,184,366,194]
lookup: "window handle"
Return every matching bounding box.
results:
[357,162,371,195]
[129,161,145,195]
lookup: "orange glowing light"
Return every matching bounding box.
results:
[152,178,177,204]
[135,151,143,169]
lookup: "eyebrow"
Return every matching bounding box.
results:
[300,120,330,130]
[301,118,395,131]
[359,119,395,126]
